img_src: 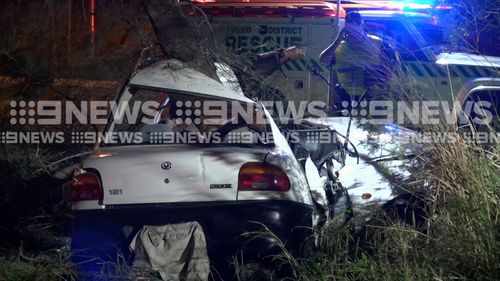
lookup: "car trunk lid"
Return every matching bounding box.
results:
[83,145,267,205]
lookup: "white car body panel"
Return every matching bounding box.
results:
[304,157,329,206]
[308,117,415,206]
[236,107,315,205]
[83,145,257,205]
[129,59,254,103]
[81,143,315,207]
[74,59,317,210]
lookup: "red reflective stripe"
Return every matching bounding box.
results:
[191,1,345,18]
[200,7,342,18]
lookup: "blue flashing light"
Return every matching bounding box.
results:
[383,123,399,132]
[383,123,414,134]
[383,123,407,133]
[385,0,436,11]
[405,3,433,9]
[399,0,434,5]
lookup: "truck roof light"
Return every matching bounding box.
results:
[188,1,345,18]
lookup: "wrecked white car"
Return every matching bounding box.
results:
[70,59,342,280]
[70,59,418,280]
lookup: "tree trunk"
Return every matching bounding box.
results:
[145,0,219,81]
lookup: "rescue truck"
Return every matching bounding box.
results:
[185,0,499,118]
[186,0,344,104]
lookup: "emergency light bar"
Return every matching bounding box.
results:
[334,1,452,11]
[186,1,451,11]
[189,0,335,2]
[187,1,346,18]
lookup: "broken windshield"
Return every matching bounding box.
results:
[102,87,272,146]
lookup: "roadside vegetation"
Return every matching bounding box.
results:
[259,133,499,281]
[0,1,498,281]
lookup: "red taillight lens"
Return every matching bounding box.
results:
[238,162,290,192]
[71,172,102,201]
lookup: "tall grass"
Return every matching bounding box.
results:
[420,136,499,280]
[0,247,76,281]
[254,132,499,281]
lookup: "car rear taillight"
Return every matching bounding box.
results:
[238,162,290,191]
[71,172,103,201]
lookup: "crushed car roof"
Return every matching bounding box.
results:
[129,59,254,103]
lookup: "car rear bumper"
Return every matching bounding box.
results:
[71,200,314,280]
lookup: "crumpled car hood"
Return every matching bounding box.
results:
[308,117,420,213]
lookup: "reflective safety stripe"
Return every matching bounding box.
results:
[468,66,482,77]
[408,63,425,77]
[404,62,497,79]
[446,65,460,78]
[337,66,365,73]
[307,59,326,72]
[467,65,497,77]
[283,60,497,78]
[421,64,436,77]
[289,59,303,71]
[482,67,493,76]
[283,59,329,72]
[472,66,498,77]
[283,61,294,71]
[406,62,449,78]
[283,60,304,71]
[433,64,447,77]
[456,65,472,77]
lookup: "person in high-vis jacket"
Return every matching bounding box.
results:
[320,12,397,107]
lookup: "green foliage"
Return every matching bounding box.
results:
[0,1,498,280]
[436,0,499,55]
[0,247,75,281]
[266,140,500,281]
[0,1,151,81]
